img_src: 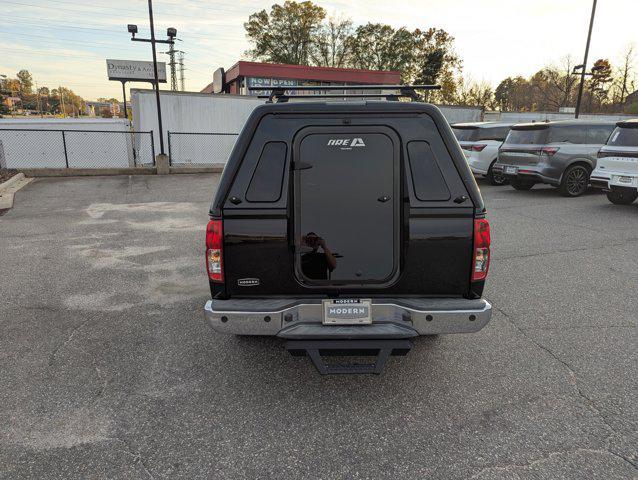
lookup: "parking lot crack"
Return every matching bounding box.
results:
[104,436,156,479]
[469,448,637,478]
[47,317,110,401]
[495,237,638,262]
[493,305,624,445]
[48,318,94,367]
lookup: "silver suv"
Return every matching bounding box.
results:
[495,120,616,196]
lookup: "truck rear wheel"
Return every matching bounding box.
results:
[510,178,535,190]
[606,189,638,205]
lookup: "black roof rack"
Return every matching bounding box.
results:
[249,84,440,103]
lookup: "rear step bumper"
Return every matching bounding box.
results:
[204,298,492,338]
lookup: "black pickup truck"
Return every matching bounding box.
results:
[204,91,492,373]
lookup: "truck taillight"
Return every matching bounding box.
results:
[472,218,490,282]
[471,144,487,152]
[206,219,224,283]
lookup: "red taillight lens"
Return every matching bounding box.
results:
[471,144,487,152]
[541,147,559,156]
[472,218,490,282]
[206,219,224,282]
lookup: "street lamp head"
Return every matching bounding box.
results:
[127,24,138,37]
[167,27,177,38]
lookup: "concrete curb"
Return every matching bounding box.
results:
[0,173,33,210]
[170,164,225,174]
[18,168,157,177]
[17,165,225,177]
[0,172,25,190]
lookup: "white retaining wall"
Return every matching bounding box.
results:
[131,90,264,164]
[131,89,485,164]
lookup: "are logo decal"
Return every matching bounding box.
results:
[327,137,366,150]
[237,278,260,286]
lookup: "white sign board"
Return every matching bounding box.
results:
[106,59,167,83]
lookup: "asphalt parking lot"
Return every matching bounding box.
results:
[0,174,636,479]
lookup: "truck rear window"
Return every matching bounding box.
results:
[295,131,397,284]
[246,142,287,202]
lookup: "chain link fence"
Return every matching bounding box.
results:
[0,129,155,169]
[168,132,239,166]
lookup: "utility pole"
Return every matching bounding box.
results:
[166,42,178,91]
[127,0,177,156]
[178,51,185,91]
[59,86,66,117]
[575,0,597,119]
[35,81,42,117]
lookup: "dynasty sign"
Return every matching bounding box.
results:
[106,59,167,83]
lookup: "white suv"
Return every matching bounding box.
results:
[451,122,513,185]
[591,119,638,205]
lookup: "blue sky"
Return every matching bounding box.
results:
[2,0,637,100]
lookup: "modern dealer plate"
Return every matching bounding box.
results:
[505,166,518,175]
[323,299,372,325]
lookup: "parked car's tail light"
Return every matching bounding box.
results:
[541,147,559,156]
[471,144,487,152]
[472,218,490,282]
[206,219,224,282]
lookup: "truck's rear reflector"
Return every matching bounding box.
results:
[206,219,224,283]
[472,218,490,282]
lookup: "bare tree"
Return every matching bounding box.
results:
[529,56,578,111]
[310,15,353,68]
[616,44,636,105]
[456,78,495,109]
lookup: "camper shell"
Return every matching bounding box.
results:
[204,99,493,373]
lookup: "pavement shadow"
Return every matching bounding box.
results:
[207,331,446,396]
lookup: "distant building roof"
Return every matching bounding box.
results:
[202,61,401,94]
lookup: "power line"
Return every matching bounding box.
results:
[4,0,247,24]
[4,47,103,60]
[2,16,243,41]
[0,30,124,48]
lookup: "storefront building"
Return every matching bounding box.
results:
[201,61,401,97]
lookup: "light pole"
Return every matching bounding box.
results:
[574,0,598,119]
[127,1,176,156]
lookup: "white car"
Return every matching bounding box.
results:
[591,119,638,205]
[451,122,514,185]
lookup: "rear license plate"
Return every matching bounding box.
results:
[611,175,636,186]
[505,166,518,175]
[323,299,372,325]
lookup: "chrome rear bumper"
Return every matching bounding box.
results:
[204,298,492,338]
